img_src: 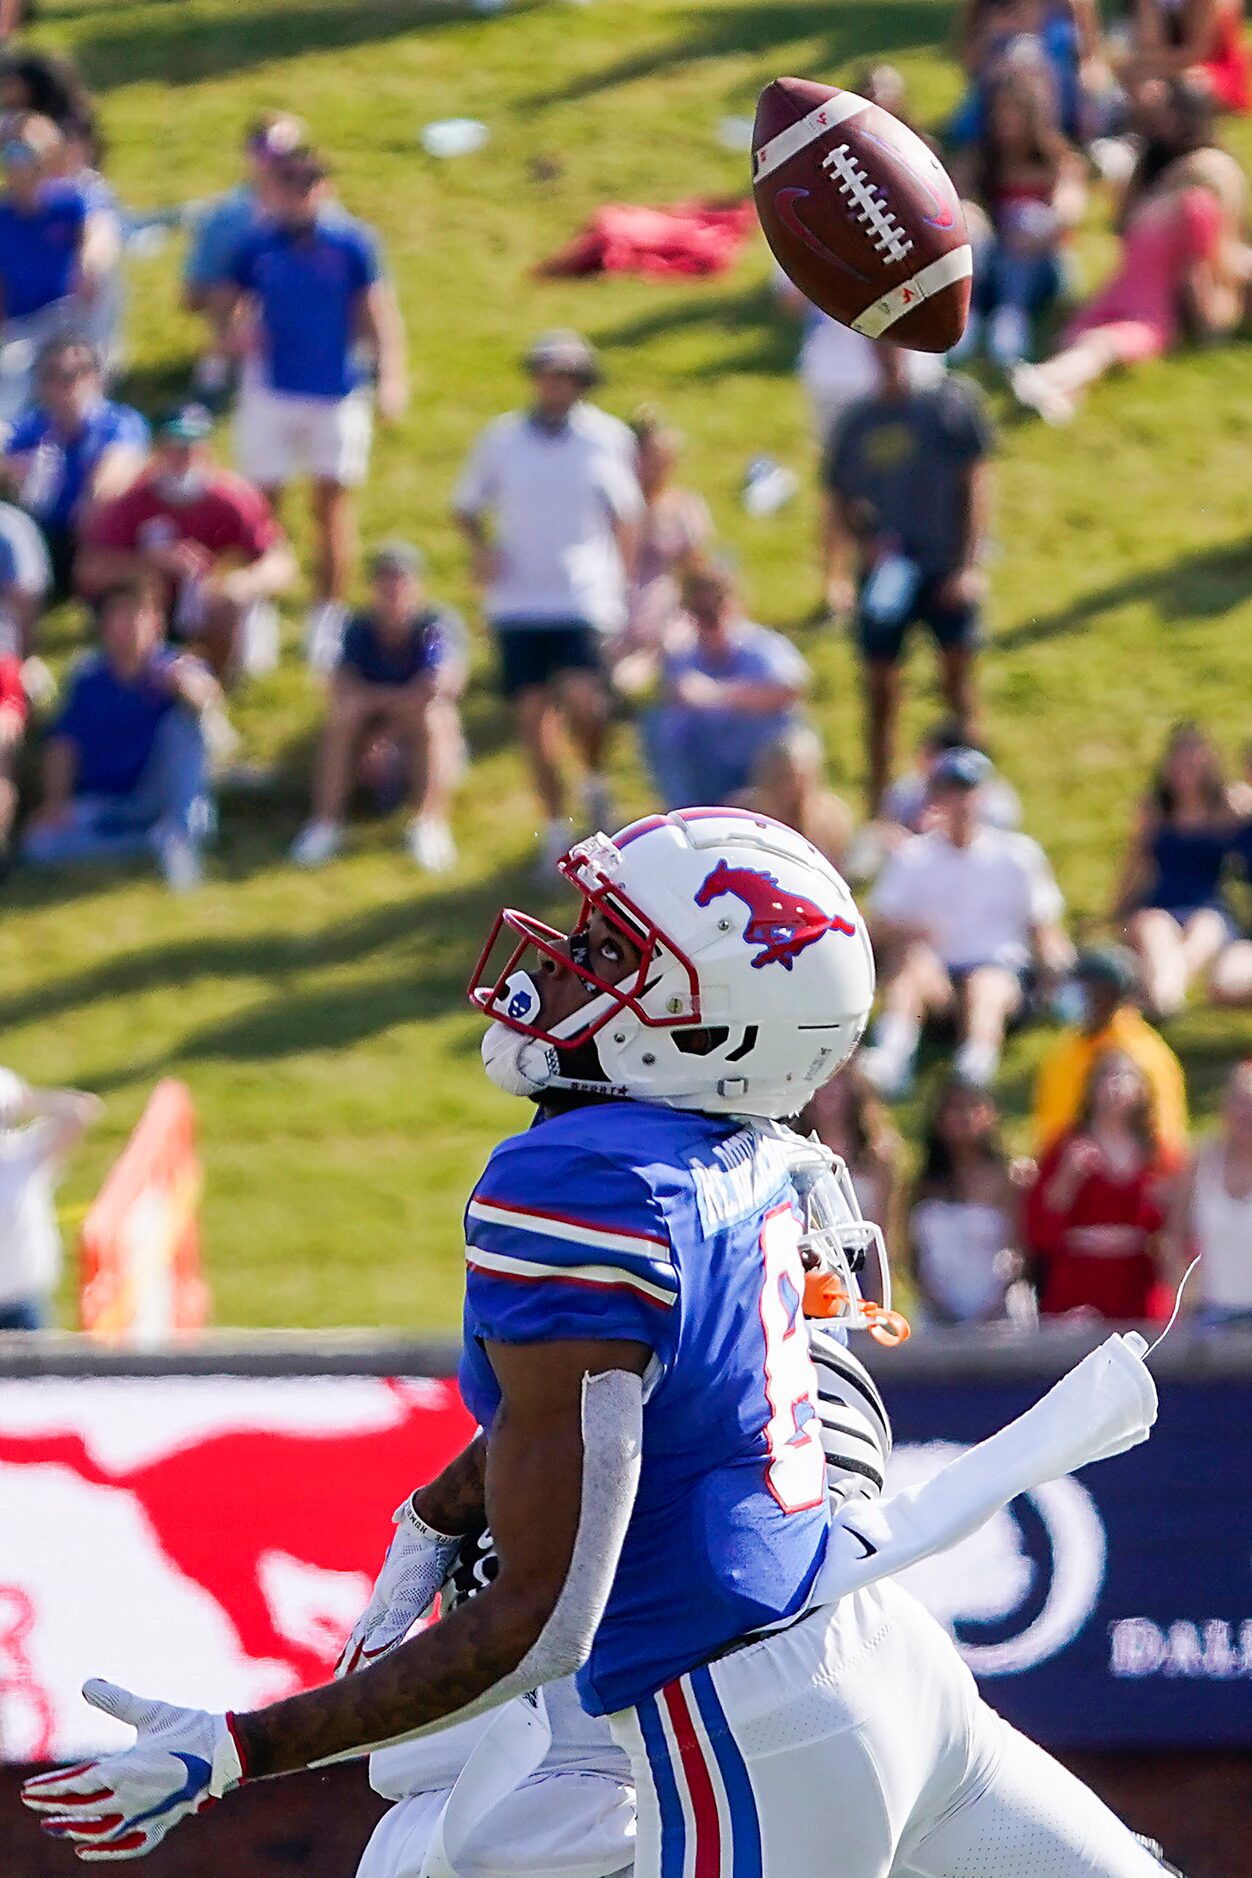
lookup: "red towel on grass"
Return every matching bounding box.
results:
[539,199,755,278]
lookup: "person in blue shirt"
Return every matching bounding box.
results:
[0,112,113,424]
[22,577,219,890]
[1,334,147,593]
[181,112,305,405]
[640,557,810,809]
[215,145,408,671]
[290,540,466,874]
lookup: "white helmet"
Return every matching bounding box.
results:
[468,807,875,1120]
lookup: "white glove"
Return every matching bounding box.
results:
[21,1679,243,1862]
[334,1496,461,1679]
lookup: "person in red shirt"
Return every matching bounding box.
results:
[1026,1048,1181,1320]
[74,403,296,681]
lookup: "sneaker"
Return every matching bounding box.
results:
[1010,362,1076,426]
[406,814,456,873]
[859,1044,914,1102]
[290,819,343,868]
[581,774,614,834]
[154,826,202,893]
[538,817,575,877]
[240,601,281,678]
[303,600,348,675]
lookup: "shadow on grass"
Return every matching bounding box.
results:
[591,281,796,380]
[995,536,1252,654]
[66,0,540,92]
[524,0,947,110]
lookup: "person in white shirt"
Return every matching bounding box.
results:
[1165,1059,1252,1328]
[0,1067,101,1330]
[863,747,1074,1095]
[453,331,642,872]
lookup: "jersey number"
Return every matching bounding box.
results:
[759,1205,826,1514]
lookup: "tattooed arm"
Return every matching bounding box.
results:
[409,1428,488,1535]
[233,1337,649,1778]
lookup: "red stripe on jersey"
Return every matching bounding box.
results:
[661,1678,722,1878]
[465,1259,675,1310]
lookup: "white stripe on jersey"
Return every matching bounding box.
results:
[467,1197,673,1265]
[466,1245,676,1308]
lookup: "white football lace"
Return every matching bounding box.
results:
[821,145,914,266]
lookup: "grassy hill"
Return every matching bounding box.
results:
[9,0,1252,1329]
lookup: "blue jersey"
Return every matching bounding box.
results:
[230,211,381,400]
[459,1100,830,1716]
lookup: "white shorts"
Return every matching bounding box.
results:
[355,1770,635,1878]
[232,380,372,487]
[613,1580,1167,1878]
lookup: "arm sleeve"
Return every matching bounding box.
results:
[759,630,810,689]
[0,509,50,595]
[1025,840,1065,924]
[597,451,645,523]
[464,1142,677,1356]
[352,224,384,291]
[868,850,919,925]
[112,408,151,452]
[452,428,497,518]
[228,482,282,557]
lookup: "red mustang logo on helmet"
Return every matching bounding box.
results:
[695,860,856,970]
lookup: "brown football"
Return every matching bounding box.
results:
[752,76,971,354]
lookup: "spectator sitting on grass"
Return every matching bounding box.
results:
[0,1064,101,1331]
[640,559,810,811]
[1012,79,1249,423]
[22,578,219,891]
[863,746,1073,1096]
[0,496,50,861]
[1034,942,1188,1155]
[1,335,147,596]
[879,718,1022,841]
[1164,1060,1252,1327]
[908,1074,1029,1325]
[181,113,305,405]
[290,542,466,874]
[1112,720,1239,1016]
[0,112,115,424]
[620,406,712,661]
[822,341,994,814]
[1026,1048,1180,1319]
[76,403,295,683]
[736,724,854,871]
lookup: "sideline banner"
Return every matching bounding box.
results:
[79,1080,210,1347]
[0,1369,1247,1761]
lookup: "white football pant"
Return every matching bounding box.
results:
[612,1579,1167,1878]
[355,1770,634,1878]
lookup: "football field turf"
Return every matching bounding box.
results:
[10,0,1252,1329]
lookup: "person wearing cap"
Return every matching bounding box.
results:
[1033,945,1188,1156]
[216,146,407,673]
[453,330,641,872]
[821,341,994,815]
[181,112,306,405]
[0,110,115,424]
[75,404,295,682]
[0,1065,101,1331]
[290,542,466,872]
[863,747,1073,1096]
[1,333,147,596]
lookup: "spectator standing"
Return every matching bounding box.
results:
[0,113,113,423]
[800,1062,905,1248]
[623,408,712,654]
[220,146,407,670]
[737,725,854,871]
[908,1075,1027,1324]
[1164,1060,1252,1325]
[182,113,305,403]
[1,335,147,594]
[774,275,945,448]
[1034,943,1188,1154]
[77,404,295,682]
[290,542,465,873]
[22,579,219,890]
[1112,721,1239,1015]
[955,68,1085,368]
[822,344,994,813]
[454,330,641,868]
[1026,1050,1180,1318]
[864,747,1072,1095]
[640,560,810,811]
[0,1065,100,1331]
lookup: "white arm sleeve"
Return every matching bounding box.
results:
[310,1367,643,1767]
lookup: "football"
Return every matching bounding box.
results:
[752,76,972,354]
